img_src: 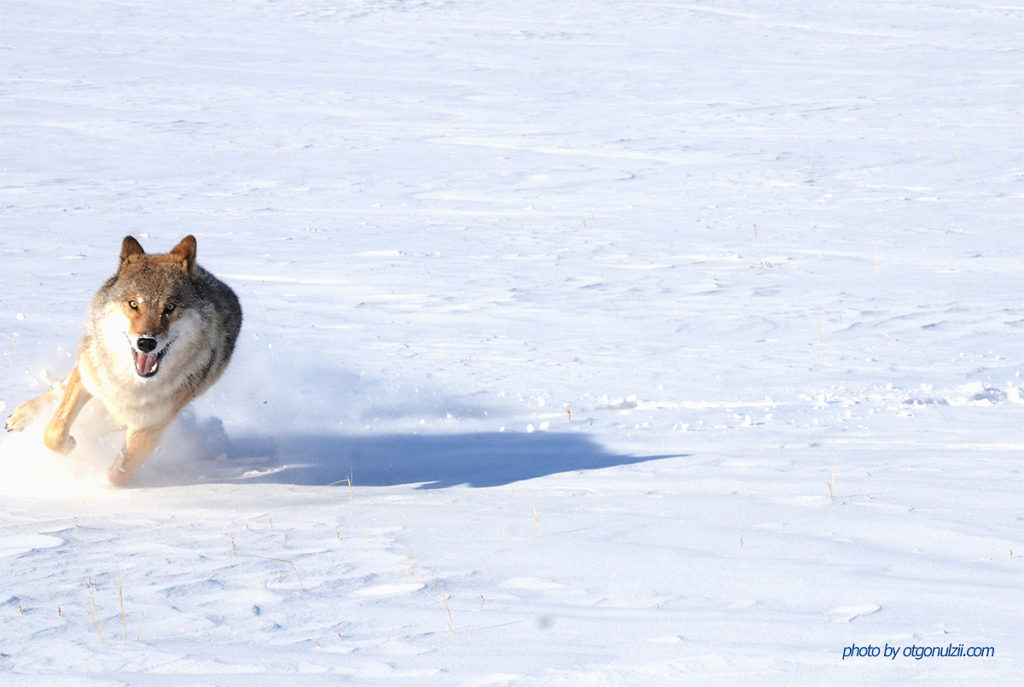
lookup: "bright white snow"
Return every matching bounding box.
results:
[1,0,1021,684]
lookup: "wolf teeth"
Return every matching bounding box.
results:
[134,350,162,377]
[134,352,165,378]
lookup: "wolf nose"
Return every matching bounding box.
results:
[136,337,158,353]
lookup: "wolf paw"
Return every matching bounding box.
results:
[107,464,133,487]
[42,431,76,455]
[5,404,36,432]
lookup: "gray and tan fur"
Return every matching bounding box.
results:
[5,235,242,484]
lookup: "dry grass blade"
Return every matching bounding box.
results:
[828,456,838,499]
[441,589,456,633]
[86,591,105,647]
[240,554,306,592]
[118,566,126,645]
[327,472,354,503]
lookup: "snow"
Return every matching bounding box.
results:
[1,0,1021,683]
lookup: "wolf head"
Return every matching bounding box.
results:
[100,235,204,380]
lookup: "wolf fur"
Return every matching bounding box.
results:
[5,235,242,485]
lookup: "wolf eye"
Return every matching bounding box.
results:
[164,303,176,314]
[128,300,139,310]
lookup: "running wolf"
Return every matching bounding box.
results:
[5,235,242,485]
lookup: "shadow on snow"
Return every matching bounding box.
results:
[211,431,682,489]
[0,404,682,490]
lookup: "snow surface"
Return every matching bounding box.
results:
[1,0,1022,684]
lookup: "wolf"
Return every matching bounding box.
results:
[5,235,242,485]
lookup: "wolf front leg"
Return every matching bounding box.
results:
[40,367,92,454]
[107,423,169,486]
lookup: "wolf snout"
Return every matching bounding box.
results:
[136,336,158,353]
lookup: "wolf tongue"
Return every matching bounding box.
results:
[135,351,159,376]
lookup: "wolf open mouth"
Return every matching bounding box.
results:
[131,339,174,378]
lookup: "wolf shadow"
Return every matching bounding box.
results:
[145,414,681,489]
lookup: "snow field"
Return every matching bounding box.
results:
[1,0,1022,684]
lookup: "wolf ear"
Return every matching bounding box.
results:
[120,236,146,267]
[170,235,197,274]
